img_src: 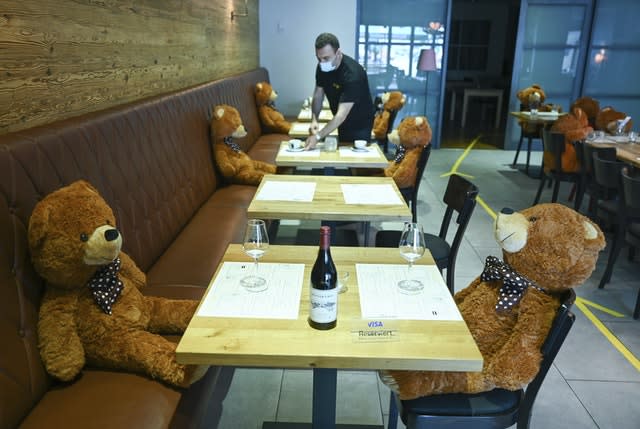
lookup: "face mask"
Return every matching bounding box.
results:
[319,60,336,72]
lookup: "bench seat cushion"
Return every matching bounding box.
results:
[248,133,289,164]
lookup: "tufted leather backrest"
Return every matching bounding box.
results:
[0,67,270,428]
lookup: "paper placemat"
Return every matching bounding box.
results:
[279,146,321,157]
[356,264,462,321]
[197,262,304,319]
[341,184,404,205]
[338,147,380,158]
[256,180,316,202]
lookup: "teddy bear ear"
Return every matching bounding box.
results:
[75,180,99,196]
[415,117,424,126]
[256,83,262,90]
[28,202,51,252]
[401,95,406,104]
[214,107,225,120]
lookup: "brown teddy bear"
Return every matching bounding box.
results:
[380,203,605,400]
[255,81,291,134]
[595,106,633,134]
[571,96,600,127]
[28,180,207,387]
[516,84,554,133]
[372,91,406,140]
[548,106,593,172]
[211,104,277,186]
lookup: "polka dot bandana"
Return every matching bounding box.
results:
[224,136,241,153]
[394,145,406,164]
[87,258,123,315]
[480,256,547,312]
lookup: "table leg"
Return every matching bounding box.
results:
[450,90,456,121]
[461,93,469,128]
[495,93,503,129]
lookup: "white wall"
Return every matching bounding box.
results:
[259,0,357,116]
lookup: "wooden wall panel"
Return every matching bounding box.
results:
[0,0,259,134]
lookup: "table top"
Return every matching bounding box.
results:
[289,121,338,138]
[297,109,333,122]
[510,110,566,124]
[586,138,640,167]
[176,244,483,372]
[247,174,412,222]
[275,142,389,169]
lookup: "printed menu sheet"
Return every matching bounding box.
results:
[341,184,404,205]
[256,181,316,202]
[338,147,380,158]
[197,262,304,319]
[356,264,463,321]
[279,146,321,157]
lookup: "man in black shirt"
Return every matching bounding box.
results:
[304,33,374,149]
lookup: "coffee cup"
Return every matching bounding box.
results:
[288,139,303,150]
[354,139,367,149]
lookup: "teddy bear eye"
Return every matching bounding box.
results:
[528,216,538,222]
[80,233,89,242]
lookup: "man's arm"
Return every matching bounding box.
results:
[305,101,354,149]
[309,86,325,135]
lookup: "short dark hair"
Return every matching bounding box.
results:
[315,33,340,51]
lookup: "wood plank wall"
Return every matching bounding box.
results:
[0,0,259,135]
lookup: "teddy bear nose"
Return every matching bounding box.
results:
[104,229,119,242]
[500,207,515,215]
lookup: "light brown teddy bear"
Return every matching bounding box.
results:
[255,81,291,134]
[595,106,633,134]
[516,84,554,133]
[548,107,593,173]
[571,96,600,127]
[28,180,207,387]
[372,91,406,140]
[381,203,605,400]
[211,104,277,186]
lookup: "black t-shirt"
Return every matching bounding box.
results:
[316,54,374,142]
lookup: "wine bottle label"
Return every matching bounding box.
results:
[309,287,338,323]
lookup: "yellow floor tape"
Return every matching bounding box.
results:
[444,135,640,372]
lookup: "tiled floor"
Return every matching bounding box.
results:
[216,148,640,429]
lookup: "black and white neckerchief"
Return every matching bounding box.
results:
[87,258,124,315]
[266,101,278,110]
[480,256,548,312]
[224,136,241,153]
[394,145,406,164]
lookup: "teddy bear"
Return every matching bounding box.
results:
[548,106,593,172]
[516,84,554,133]
[211,104,277,186]
[595,106,633,134]
[571,96,600,127]
[254,81,291,134]
[351,116,432,189]
[28,180,207,388]
[380,203,605,400]
[372,91,406,140]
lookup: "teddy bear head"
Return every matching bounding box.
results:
[387,116,432,150]
[551,107,593,143]
[381,91,406,111]
[254,81,278,106]
[28,180,123,289]
[571,97,600,125]
[493,203,605,293]
[595,106,632,134]
[210,104,247,140]
[517,84,546,107]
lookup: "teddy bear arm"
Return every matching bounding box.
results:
[118,252,146,290]
[380,369,471,400]
[232,161,276,186]
[214,148,239,179]
[259,106,279,129]
[388,158,416,189]
[453,276,482,305]
[38,290,86,381]
[373,111,390,139]
[145,296,199,333]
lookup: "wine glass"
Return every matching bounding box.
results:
[397,223,426,294]
[240,219,269,292]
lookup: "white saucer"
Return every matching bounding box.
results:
[351,147,369,152]
[286,147,305,152]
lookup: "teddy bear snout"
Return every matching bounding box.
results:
[495,209,528,253]
[232,125,247,138]
[104,228,119,242]
[84,225,123,265]
[500,207,515,215]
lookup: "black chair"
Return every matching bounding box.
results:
[399,145,432,223]
[387,289,576,429]
[591,150,625,235]
[598,167,640,313]
[533,129,583,210]
[376,174,478,295]
[577,143,617,217]
[512,104,543,176]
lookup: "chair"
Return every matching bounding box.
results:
[598,167,640,313]
[387,289,576,429]
[376,174,478,295]
[591,150,625,234]
[512,104,543,175]
[576,143,617,217]
[533,129,583,210]
[399,145,432,222]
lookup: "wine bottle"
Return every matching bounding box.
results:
[308,226,338,330]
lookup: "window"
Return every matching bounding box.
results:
[448,20,491,71]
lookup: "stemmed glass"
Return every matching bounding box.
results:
[240,219,269,292]
[397,223,426,294]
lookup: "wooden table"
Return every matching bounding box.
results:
[298,108,333,121]
[247,174,411,223]
[176,244,482,429]
[587,137,640,167]
[509,110,566,126]
[275,142,389,170]
[289,121,338,138]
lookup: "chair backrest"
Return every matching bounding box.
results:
[438,174,479,269]
[400,145,432,222]
[592,150,625,190]
[542,129,567,172]
[621,167,640,217]
[583,144,616,177]
[517,289,576,427]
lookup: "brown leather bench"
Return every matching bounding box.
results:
[0,68,288,429]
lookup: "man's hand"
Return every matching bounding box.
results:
[309,119,320,135]
[304,134,319,150]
